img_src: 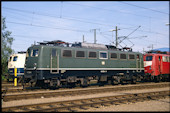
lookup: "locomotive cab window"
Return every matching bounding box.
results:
[13,56,18,61]
[120,54,127,60]
[62,50,72,57]
[32,49,39,57]
[99,51,108,59]
[110,53,117,59]
[9,56,12,61]
[76,51,85,58]
[146,56,152,61]
[88,51,97,59]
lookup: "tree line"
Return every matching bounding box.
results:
[1,16,14,80]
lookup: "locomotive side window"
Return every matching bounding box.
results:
[163,56,169,62]
[13,56,18,61]
[120,54,127,60]
[162,56,167,62]
[88,51,97,59]
[110,53,117,59]
[62,50,72,57]
[32,49,39,57]
[76,51,85,58]
[99,51,108,59]
[166,56,169,62]
[146,56,152,61]
[129,54,135,60]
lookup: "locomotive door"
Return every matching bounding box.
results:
[136,54,141,72]
[50,49,59,73]
[158,56,161,75]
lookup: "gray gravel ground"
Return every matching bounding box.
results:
[80,98,170,112]
[2,84,170,111]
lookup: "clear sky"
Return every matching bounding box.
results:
[1,1,169,53]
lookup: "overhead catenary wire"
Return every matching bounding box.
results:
[3,7,167,36]
[2,7,116,28]
[2,3,168,53]
[67,2,151,19]
[66,2,168,19]
[6,21,90,33]
[3,9,79,29]
[119,1,169,15]
[118,26,141,45]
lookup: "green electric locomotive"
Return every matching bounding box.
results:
[24,40,144,88]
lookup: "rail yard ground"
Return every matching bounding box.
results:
[1,82,170,112]
[82,98,170,111]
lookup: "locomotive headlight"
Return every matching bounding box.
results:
[34,63,37,69]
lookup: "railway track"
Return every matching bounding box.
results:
[1,86,42,94]
[1,81,168,93]
[2,84,29,88]
[2,90,170,112]
[2,82,169,102]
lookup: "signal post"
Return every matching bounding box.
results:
[14,67,17,86]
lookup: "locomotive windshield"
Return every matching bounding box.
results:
[26,48,31,57]
[13,56,18,61]
[9,56,12,61]
[32,49,39,57]
[146,56,153,61]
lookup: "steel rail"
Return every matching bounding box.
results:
[2,90,170,112]
[2,82,169,102]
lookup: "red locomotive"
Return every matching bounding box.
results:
[143,51,170,82]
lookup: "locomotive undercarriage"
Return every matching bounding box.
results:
[24,69,145,88]
[144,73,170,82]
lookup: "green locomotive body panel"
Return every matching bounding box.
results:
[24,41,144,87]
[25,45,143,70]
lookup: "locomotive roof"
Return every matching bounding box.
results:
[30,40,141,54]
[144,53,170,56]
[147,50,168,54]
[17,51,26,54]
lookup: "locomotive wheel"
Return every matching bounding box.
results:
[131,76,137,84]
[112,79,118,85]
[112,76,121,85]
[107,79,113,85]
[81,78,89,87]
[112,78,119,85]
[154,76,160,83]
